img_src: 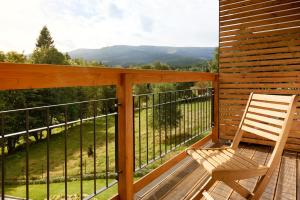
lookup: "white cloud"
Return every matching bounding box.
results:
[0,0,218,54]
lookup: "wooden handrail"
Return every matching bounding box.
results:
[0,62,219,200]
[0,63,216,90]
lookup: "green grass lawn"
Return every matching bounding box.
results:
[5,179,117,200]
[2,100,211,199]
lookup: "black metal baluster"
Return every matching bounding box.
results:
[174,92,177,147]
[138,96,142,168]
[132,97,136,172]
[205,89,207,130]
[193,90,198,135]
[93,101,97,194]
[197,90,200,136]
[105,101,109,187]
[115,99,119,178]
[80,105,83,199]
[191,90,193,137]
[1,114,5,200]
[46,108,50,200]
[164,93,167,154]
[158,94,162,157]
[183,91,186,143]
[169,93,172,150]
[190,90,193,139]
[146,95,149,164]
[201,90,204,134]
[25,110,29,200]
[187,91,190,140]
[64,106,68,199]
[179,92,182,145]
[152,94,155,160]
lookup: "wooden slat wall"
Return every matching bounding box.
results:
[219,0,300,151]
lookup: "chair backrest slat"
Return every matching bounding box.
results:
[231,93,297,168]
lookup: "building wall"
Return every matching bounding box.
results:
[219,0,300,151]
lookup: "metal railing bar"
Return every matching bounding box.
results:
[0,98,117,114]
[83,180,118,200]
[0,112,118,139]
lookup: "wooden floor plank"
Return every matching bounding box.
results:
[136,140,213,200]
[135,142,299,200]
[274,151,297,200]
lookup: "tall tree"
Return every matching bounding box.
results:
[35,26,54,49]
[31,26,68,65]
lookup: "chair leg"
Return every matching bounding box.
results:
[190,177,216,200]
[249,175,271,200]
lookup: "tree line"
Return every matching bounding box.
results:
[0,26,218,154]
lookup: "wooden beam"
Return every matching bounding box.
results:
[212,76,219,143]
[0,63,216,90]
[133,134,212,192]
[116,74,134,200]
[0,63,121,90]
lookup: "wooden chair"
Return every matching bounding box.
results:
[186,93,297,200]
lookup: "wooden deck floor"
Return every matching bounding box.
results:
[135,141,300,200]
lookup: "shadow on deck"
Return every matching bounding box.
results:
[135,141,300,200]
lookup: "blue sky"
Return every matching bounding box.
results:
[0,0,219,53]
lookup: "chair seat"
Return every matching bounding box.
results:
[186,147,269,180]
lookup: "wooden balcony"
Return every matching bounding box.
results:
[135,140,300,200]
[1,0,300,199]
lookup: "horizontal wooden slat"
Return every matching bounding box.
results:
[243,119,282,134]
[220,1,300,22]
[219,89,300,95]
[248,107,287,118]
[220,83,300,89]
[220,26,300,43]
[246,113,284,126]
[221,14,300,33]
[221,8,300,27]
[220,40,300,54]
[250,101,289,111]
[220,71,300,79]
[221,20,300,38]
[220,0,298,16]
[252,94,293,103]
[220,65,300,73]
[220,52,300,64]
[220,32,300,49]
[241,125,279,141]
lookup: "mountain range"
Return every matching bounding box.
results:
[69,45,215,67]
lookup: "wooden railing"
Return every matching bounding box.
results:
[0,63,219,200]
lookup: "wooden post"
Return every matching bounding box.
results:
[117,74,134,200]
[212,75,219,143]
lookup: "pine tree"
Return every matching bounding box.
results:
[36,26,54,48]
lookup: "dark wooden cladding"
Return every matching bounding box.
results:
[219,0,300,152]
